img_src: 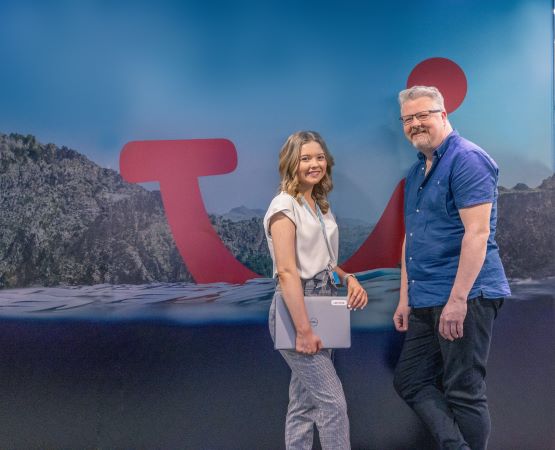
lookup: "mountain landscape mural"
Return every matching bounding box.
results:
[0,132,552,289]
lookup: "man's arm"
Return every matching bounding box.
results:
[393,236,411,332]
[439,202,492,341]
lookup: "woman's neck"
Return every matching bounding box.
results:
[299,187,314,203]
[299,187,317,213]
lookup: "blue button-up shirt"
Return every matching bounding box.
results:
[404,130,511,308]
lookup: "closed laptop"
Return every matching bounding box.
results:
[274,294,351,350]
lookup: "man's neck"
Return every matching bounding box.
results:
[422,126,453,162]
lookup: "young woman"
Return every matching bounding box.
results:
[264,130,368,449]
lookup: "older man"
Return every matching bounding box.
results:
[392,86,510,450]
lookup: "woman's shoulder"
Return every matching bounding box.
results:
[321,205,337,223]
[264,192,300,232]
[268,191,299,210]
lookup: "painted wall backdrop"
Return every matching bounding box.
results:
[0,0,553,449]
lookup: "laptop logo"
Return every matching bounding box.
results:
[331,300,348,306]
[310,317,319,327]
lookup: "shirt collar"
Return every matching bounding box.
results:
[417,130,458,161]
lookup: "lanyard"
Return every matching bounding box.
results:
[301,198,336,267]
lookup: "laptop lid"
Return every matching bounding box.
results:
[274,295,351,350]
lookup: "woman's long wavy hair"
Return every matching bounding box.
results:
[278,130,334,214]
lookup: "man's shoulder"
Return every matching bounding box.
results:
[449,133,482,153]
[448,135,497,170]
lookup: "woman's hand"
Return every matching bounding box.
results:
[347,276,368,310]
[296,328,323,354]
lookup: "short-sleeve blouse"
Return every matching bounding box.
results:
[263,192,339,280]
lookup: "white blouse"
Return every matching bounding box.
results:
[263,192,339,280]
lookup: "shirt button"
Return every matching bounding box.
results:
[419,187,423,190]
[416,209,420,213]
[409,232,413,237]
[411,280,415,283]
[409,257,412,261]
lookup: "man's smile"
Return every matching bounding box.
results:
[411,127,428,138]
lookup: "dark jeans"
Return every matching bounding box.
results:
[393,297,503,450]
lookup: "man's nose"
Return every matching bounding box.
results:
[411,116,422,126]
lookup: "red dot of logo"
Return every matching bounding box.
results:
[407,57,467,113]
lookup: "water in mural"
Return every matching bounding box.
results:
[0,269,552,328]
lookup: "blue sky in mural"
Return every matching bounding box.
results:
[0,0,551,221]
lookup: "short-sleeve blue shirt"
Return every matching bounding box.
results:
[404,130,511,308]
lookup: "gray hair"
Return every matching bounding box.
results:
[398,86,445,111]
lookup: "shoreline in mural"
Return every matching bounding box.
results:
[1,132,554,289]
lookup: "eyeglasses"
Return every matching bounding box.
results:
[399,109,442,126]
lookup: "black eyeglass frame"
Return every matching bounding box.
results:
[399,109,443,125]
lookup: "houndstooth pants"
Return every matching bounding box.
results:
[269,272,350,450]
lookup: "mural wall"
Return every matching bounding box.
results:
[0,0,553,448]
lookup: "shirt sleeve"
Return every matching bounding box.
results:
[264,194,297,237]
[451,149,498,209]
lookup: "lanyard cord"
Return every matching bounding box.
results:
[302,198,336,267]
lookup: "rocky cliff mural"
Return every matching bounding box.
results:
[1,132,552,289]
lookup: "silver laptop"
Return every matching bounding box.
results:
[274,295,351,350]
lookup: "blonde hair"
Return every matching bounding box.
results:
[278,130,334,214]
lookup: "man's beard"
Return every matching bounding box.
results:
[410,126,432,150]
